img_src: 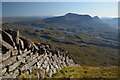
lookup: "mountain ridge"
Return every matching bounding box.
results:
[43,13,113,32]
[44,13,93,25]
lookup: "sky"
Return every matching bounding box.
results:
[2,2,118,18]
[2,0,120,2]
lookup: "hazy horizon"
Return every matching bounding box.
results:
[2,13,118,19]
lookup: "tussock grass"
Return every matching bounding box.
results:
[52,66,119,78]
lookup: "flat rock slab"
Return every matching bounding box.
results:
[11,49,18,56]
[2,56,16,68]
[2,50,11,61]
[2,30,15,47]
[17,50,31,60]
[19,38,24,49]
[21,58,37,71]
[8,60,21,72]
[2,40,13,50]
[2,68,7,76]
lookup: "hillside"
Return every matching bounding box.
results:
[1,29,79,78]
[44,13,114,32]
[2,13,118,67]
[101,18,118,29]
[18,66,119,78]
[1,29,119,79]
[52,66,119,78]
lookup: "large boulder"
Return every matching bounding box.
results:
[2,50,11,61]
[2,56,16,68]
[5,29,19,45]
[1,29,79,78]
[2,30,15,47]
[0,33,2,43]
[2,40,13,50]
[20,37,39,51]
[8,61,21,72]
[19,38,24,50]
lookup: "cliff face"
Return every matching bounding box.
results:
[0,29,79,78]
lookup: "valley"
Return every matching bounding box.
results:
[2,13,118,67]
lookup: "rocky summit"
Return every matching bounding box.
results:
[0,29,79,78]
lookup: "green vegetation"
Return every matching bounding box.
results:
[3,16,118,78]
[2,23,118,67]
[17,66,119,78]
[52,66,119,78]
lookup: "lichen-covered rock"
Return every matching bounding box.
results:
[26,52,38,62]
[29,67,34,74]
[2,56,16,68]
[37,58,43,66]
[20,37,39,51]
[1,29,79,78]
[24,70,29,75]
[2,68,7,76]
[2,30,15,47]
[38,69,45,79]
[38,54,43,60]
[53,68,56,73]
[46,65,49,72]
[44,60,48,66]
[11,49,18,56]
[19,37,32,49]
[21,58,37,71]
[32,52,39,59]
[2,50,11,61]
[19,38,24,50]
[13,69,19,78]
[2,73,13,78]
[42,64,46,69]
[50,64,54,70]
[17,50,31,60]
[2,40,13,50]
[8,58,25,72]
[18,50,22,55]
[8,61,21,72]
[49,69,53,77]
[0,63,2,69]
[5,29,19,45]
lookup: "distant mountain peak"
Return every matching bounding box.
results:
[65,13,79,18]
[65,13,91,17]
[65,13,76,15]
[64,13,93,21]
[93,16,101,22]
[93,16,100,19]
[44,13,107,26]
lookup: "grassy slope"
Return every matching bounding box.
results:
[52,66,119,78]
[2,24,118,66]
[17,66,119,78]
[2,23,119,79]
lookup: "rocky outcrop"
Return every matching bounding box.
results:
[0,29,79,78]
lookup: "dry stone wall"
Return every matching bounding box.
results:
[0,29,79,78]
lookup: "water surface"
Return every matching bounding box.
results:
[58,37,65,39]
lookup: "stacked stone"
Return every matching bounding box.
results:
[0,29,79,78]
